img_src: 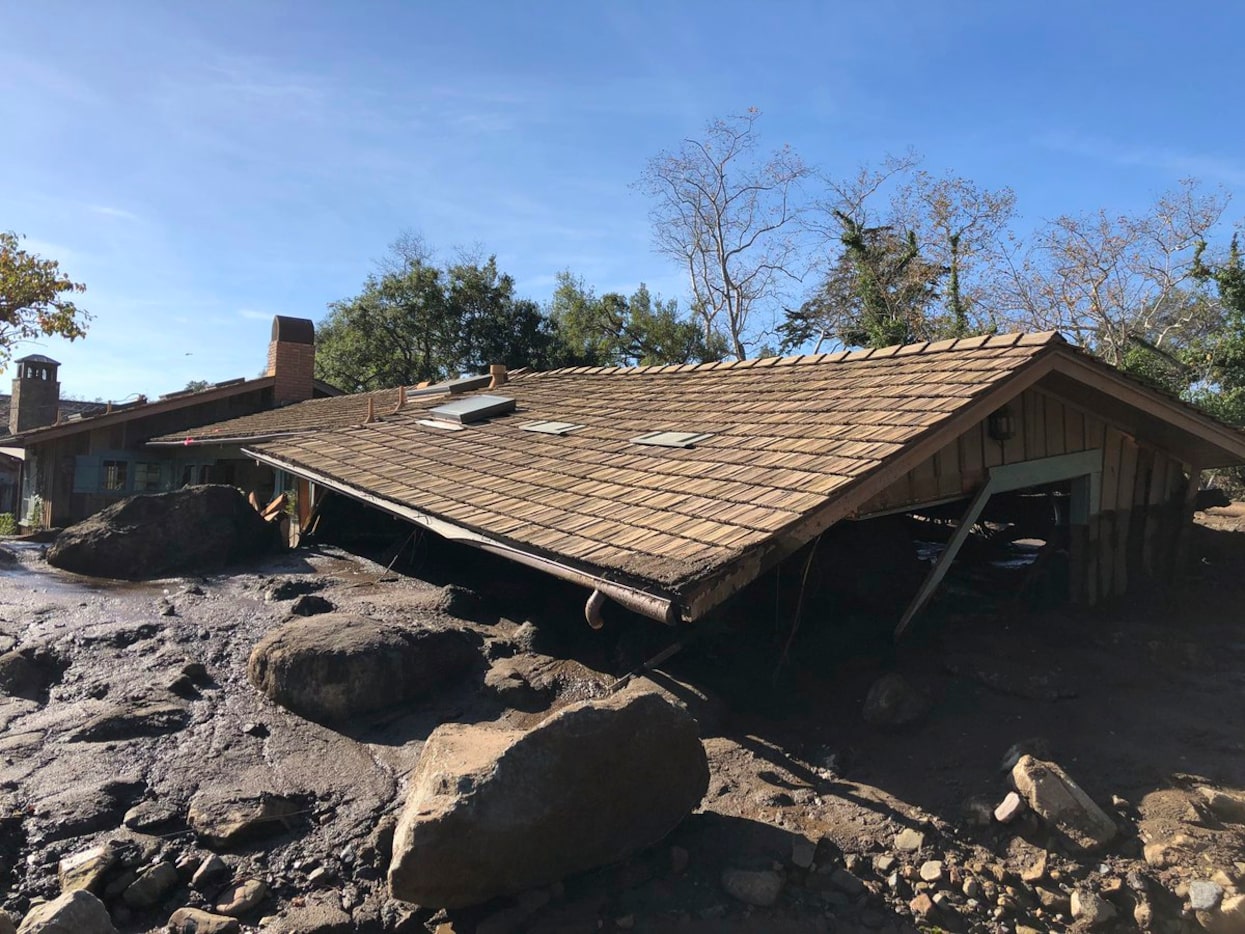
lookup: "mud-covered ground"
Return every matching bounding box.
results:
[4,508,1245,933]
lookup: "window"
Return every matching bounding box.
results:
[521,420,584,435]
[102,460,129,491]
[134,462,162,492]
[631,431,714,448]
[179,464,213,486]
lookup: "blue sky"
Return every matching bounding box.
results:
[3,1,1243,399]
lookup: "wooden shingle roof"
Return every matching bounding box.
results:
[246,333,1093,616]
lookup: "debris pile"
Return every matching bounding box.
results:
[46,485,276,579]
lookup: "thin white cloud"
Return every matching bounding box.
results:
[237,308,271,321]
[86,204,141,222]
[1039,131,1245,188]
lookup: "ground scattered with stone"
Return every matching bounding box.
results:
[3,505,1245,933]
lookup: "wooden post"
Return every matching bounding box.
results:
[1172,463,1201,580]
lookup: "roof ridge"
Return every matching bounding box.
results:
[527,331,1066,378]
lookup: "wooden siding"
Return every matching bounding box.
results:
[856,386,1191,603]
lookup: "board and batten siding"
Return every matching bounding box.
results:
[854,387,1191,604]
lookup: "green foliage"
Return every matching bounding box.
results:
[23,495,44,531]
[183,379,211,393]
[315,253,562,392]
[0,232,90,368]
[782,214,949,351]
[549,272,726,366]
[1186,236,1245,426]
[0,513,16,536]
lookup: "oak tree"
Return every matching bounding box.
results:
[0,232,89,366]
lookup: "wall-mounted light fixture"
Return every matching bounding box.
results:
[987,404,1016,442]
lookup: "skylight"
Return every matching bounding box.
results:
[631,431,714,448]
[520,420,584,435]
[427,394,516,424]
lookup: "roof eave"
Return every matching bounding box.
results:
[242,446,681,625]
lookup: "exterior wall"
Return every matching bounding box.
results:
[24,387,277,526]
[856,386,1192,603]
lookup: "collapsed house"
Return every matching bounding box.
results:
[164,332,1245,631]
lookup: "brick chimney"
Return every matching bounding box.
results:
[266,316,316,405]
[9,354,61,434]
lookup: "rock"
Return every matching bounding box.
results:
[909,892,935,920]
[122,860,178,908]
[791,838,815,870]
[994,791,1025,823]
[182,662,210,686]
[0,645,64,701]
[187,790,302,847]
[167,908,240,934]
[47,485,277,579]
[389,686,708,908]
[721,869,784,907]
[1201,787,1245,824]
[191,855,229,890]
[265,577,324,601]
[1010,755,1117,851]
[0,912,13,934]
[57,842,119,893]
[1034,885,1071,913]
[123,799,179,833]
[289,594,334,617]
[213,879,267,917]
[247,614,481,723]
[861,673,929,727]
[1007,837,1048,883]
[1071,889,1116,926]
[894,828,925,852]
[67,702,190,742]
[16,890,117,933]
[1144,841,1175,868]
[1191,880,1225,911]
[919,860,943,883]
[482,654,608,711]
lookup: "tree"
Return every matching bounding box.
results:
[895,171,1016,336]
[783,218,944,350]
[788,156,1014,351]
[1185,235,1245,425]
[315,242,564,392]
[316,259,453,392]
[548,272,725,366]
[1002,180,1228,366]
[0,232,89,367]
[184,379,211,393]
[638,109,810,359]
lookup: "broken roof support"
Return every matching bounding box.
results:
[241,448,680,625]
[894,449,1104,640]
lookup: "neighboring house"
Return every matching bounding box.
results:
[165,331,1245,629]
[7,316,340,527]
[0,358,109,515]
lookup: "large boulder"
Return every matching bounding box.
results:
[389,685,709,908]
[248,614,480,723]
[17,890,116,933]
[47,485,276,580]
[1011,754,1117,851]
